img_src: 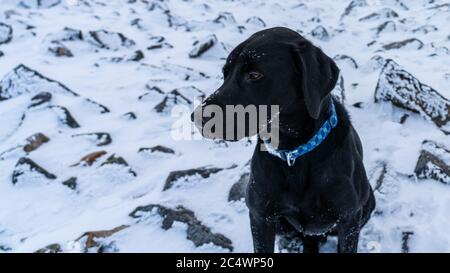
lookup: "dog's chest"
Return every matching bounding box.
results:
[276,184,339,235]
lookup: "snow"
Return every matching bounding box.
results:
[0,0,450,253]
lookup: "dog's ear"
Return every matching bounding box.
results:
[291,41,339,119]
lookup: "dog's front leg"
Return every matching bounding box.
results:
[337,211,362,253]
[249,212,276,253]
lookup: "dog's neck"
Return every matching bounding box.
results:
[270,98,333,151]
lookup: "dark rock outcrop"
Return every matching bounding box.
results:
[23,133,50,153]
[359,8,399,22]
[28,92,52,108]
[414,140,450,184]
[49,105,80,128]
[75,225,129,253]
[62,177,77,190]
[100,154,137,177]
[147,35,173,50]
[311,26,329,41]
[189,34,217,58]
[19,0,61,9]
[382,38,424,50]
[12,157,57,184]
[341,0,367,19]
[163,167,224,191]
[72,151,107,167]
[72,132,112,146]
[0,65,78,101]
[154,86,204,113]
[129,204,233,251]
[0,23,13,45]
[374,59,450,134]
[245,16,266,27]
[34,243,62,253]
[138,145,175,155]
[86,30,135,51]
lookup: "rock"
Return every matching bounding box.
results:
[86,30,135,51]
[34,243,62,253]
[353,102,364,108]
[189,35,218,58]
[163,167,224,191]
[72,151,107,167]
[138,145,175,155]
[76,225,129,253]
[368,55,388,71]
[51,27,83,42]
[374,21,396,37]
[374,59,450,134]
[334,54,358,69]
[23,133,50,153]
[62,177,77,190]
[48,42,73,57]
[0,245,12,252]
[341,0,367,19]
[382,38,424,50]
[359,8,399,22]
[154,86,204,113]
[72,132,112,146]
[412,25,438,35]
[370,161,388,192]
[19,0,61,9]
[122,112,137,120]
[49,105,80,128]
[147,36,172,50]
[414,140,450,184]
[84,98,110,114]
[100,154,137,177]
[12,157,57,184]
[401,231,414,253]
[428,3,450,11]
[109,50,145,63]
[138,85,164,101]
[311,26,329,41]
[0,64,79,101]
[0,23,13,45]
[245,16,266,27]
[160,63,209,81]
[228,172,250,202]
[128,50,144,62]
[385,0,409,11]
[129,204,233,251]
[213,12,236,26]
[28,92,52,108]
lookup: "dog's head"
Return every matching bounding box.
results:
[192,27,339,141]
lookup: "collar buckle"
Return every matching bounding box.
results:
[286,153,296,167]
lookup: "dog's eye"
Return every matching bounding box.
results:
[247,71,264,81]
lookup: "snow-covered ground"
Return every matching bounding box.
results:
[0,0,450,253]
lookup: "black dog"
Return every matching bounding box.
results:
[192,27,375,253]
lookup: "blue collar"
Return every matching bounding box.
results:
[263,100,338,167]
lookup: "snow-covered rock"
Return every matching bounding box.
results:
[0,23,13,45]
[374,59,450,134]
[0,65,78,101]
[129,204,233,251]
[12,157,57,184]
[414,140,450,184]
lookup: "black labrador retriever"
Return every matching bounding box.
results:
[192,27,375,253]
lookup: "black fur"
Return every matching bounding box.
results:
[192,27,375,253]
